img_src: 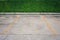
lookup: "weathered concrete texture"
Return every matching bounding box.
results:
[0,35,60,40]
[0,15,16,33]
[7,15,51,34]
[0,15,16,24]
[45,15,60,34]
[0,15,60,40]
[4,35,60,40]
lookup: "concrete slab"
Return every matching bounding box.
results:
[0,25,8,33]
[0,15,16,24]
[4,35,60,40]
[0,15,60,40]
[0,35,8,40]
[45,15,60,34]
[7,15,51,34]
[0,15,16,34]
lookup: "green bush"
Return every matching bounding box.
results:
[0,0,60,12]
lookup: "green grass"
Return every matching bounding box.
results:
[0,0,60,12]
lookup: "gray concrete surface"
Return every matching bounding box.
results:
[0,15,60,40]
[45,15,60,34]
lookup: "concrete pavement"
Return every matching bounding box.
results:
[0,15,60,40]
